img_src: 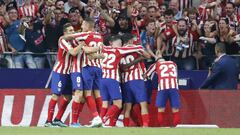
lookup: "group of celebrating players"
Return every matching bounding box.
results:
[44,17,181,128]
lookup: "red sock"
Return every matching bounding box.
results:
[109,108,122,126]
[79,102,85,112]
[86,96,98,117]
[142,114,149,127]
[173,112,180,126]
[55,98,69,120]
[157,112,164,126]
[131,104,143,126]
[72,101,80,124]
[109,117,116,126]
[100,107,107,120]
[104,105,120,123]
[95,97,102,113]
[123,117,130,127]
[47,99,57,122]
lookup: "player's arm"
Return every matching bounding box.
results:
[83,45,102,54]
[144,63,156,79]
[87,53,105,60]
[120,56,145,71]
[68,41,85,56]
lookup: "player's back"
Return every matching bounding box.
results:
[156,60,178,90]
[101,46,122,81]
[120,52,146,82]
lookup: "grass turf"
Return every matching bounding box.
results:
[0,127,240,135]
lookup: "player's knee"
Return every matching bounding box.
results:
[158,108,165,112]
[102,101,108,108]
[84,90,92,97]
[113,100,122,109]
[172,108,179,113]
[51,94,58,100]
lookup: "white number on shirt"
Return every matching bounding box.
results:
[121,55,135,70]
[102,53,116,69]
[159,64,177,77]
[89,41,102,47]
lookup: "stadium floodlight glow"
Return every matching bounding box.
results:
[176,124,219,128]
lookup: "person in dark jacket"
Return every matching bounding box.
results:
[200,42,239,90]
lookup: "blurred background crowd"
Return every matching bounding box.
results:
[0,0,239,70]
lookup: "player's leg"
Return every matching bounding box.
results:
[70,72,84,127]
[82,66,99,118]
[93,90,102,114]
[52,74,72,127]
[156,90,168,126]
[121,82,133,127]
[45,72,65,127]
[123,103,132,127]
[131,80,149,127]
[103,79,122,126]
[169,89,181,126]
[93,67,103,114]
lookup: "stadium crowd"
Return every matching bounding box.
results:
[0,0,239,128]
[0,0,239,70]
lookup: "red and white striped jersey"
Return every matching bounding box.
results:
[71,40,83,73]
[146,61,178,90]
[72,31,103,68]
[120,52,146,83]
[53,37,76,74]
[101,45,144,81]
[171,31,194,58]
[18,4,38,18]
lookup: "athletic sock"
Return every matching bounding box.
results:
[47,98,57,122]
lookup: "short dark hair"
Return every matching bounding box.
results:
[164,9,174,16]
[147,6,157,11]
[121,33,134,44]
[215,42,226,53]
[226,2,235,8]
[69,7,80,14]
[63,23,72,32]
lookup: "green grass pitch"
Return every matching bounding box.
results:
[0,127,240,135]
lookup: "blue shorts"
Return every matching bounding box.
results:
[156,89,180,108]
[151,73,158,90]
[81,66,102,90]
[100,78,122,101]
[122,80,147,103]
[145,80,153,103]
[71,72,83,91]
[51,71,72,95]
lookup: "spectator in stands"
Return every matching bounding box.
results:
[200,42,238,90]
[218,17,239,55]
[68,7,83,31]
[55,0,65,13]
[5,4,36,68]
[171,18,196,70]
[198,20,218,70]
[44,7,67,68]
[24,17,46,69]
[64,0,85,14]
[140,19,156,65]
[18,0,38,19]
